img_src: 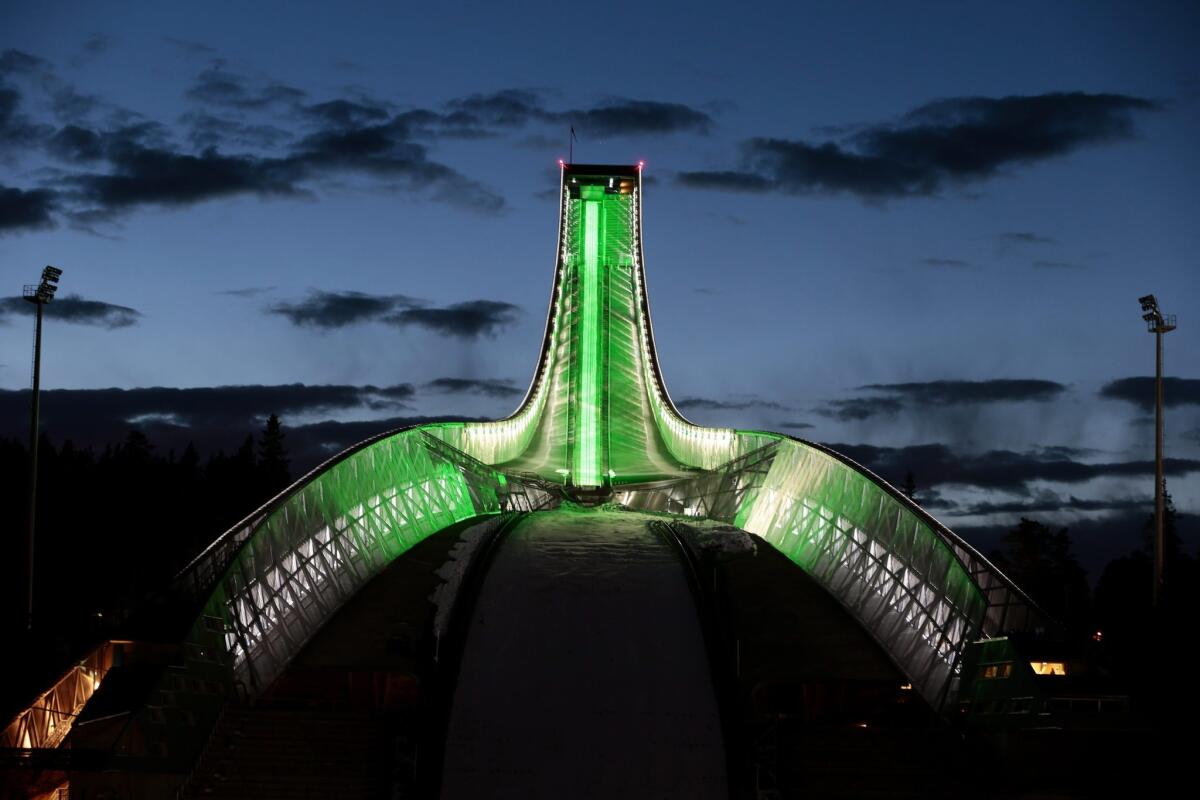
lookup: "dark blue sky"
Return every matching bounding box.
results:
[2,1,1198,572]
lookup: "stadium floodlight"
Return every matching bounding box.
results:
[22,265,64,631]
[1139,292,1176,611]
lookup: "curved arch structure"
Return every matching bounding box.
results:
[162,163,1045,712]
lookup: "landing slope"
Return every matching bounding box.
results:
[441,507,727,799]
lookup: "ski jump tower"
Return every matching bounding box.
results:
[169,164,1044,716]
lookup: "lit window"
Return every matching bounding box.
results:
[1030,661,1067,676]
[981,662,1013,679]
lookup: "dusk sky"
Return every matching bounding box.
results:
[2,0,1198,573]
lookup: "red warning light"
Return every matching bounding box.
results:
[558,159,565,167]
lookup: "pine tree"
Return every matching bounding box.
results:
[901,470,917,502]
[991,517,1090,631]
[258,414,291,498]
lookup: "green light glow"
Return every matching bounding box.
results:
[431,169,770,484]
[169,162,1041,714]
[574,200,602,487]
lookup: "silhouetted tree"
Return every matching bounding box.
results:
[258,414,291,499]
[1140,482,1186,566]
[1139,484,1199,614]
[901,470,917,502]
[991,517,1090,632]
[1094,549,1151,655]
[0,426,321,648]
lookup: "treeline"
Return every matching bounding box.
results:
[0,415,292,638]
[2,422,1195,680]
[988,499,1199,682]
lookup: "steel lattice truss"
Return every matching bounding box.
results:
[1,643,113,749]
[149,163,1045,718]
[176,429,553,694]
[617,439,1038,704]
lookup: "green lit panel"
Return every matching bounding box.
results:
[731,439,988,703]
[428,169,776,484]
[188,428,514,692]
[599,194,688,483]
[573,199,603,487]
[614,433,1038,708]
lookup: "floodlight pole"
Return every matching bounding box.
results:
[1139,293,1175,611]
[22,266,61,632]
[1153,319,1165,610]
[25,296,44,631]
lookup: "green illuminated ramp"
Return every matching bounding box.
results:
[164,163,1048,714]
[427,164,774,488]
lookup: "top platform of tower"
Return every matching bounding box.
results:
[561,162,642,194]
[562,162,642,177]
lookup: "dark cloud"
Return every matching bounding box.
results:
[393,108,494,141]
[858,379,1067,405]
[1,49,100,129]
[70,34,115,67]
[50,85,101,123]
[1100,377,1200,411]
[180,111,293,150]
[0,383,416,436]
[1031,445,1103,461]
[0,58,506,227]
[0,85,53,151]
[0,185,58,233]
[0,294,140,328]
[677,92,1158,198]
[674,169,772,192]
[675,397,789,412]
[949,493,1149,518]
[2,68,715,233]
[776,421,814,431]
[302,99,390,128]
[289,119,504,212]
[829,441,1200,494]
[562,99,712,137]
[266,291,521,339]
[267,290,421,329]
[446,90,713,138]
[386,300,522,339]
[0,49,50,76]
[69,136,306,211]
[448,89,544,127]
[1033,259,1087,270]
[186,66,306,110]
[163,37,216,57]
[425,377,522,398]
[815,379,1068,420]
[216,286,276,297]
[50,108,504,219]
[282,414,489,471]
[919,257,970,268]
[0,386,453,475]
[814,396,905,421]
[47,124,105,161]
[999,231,1057,245]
